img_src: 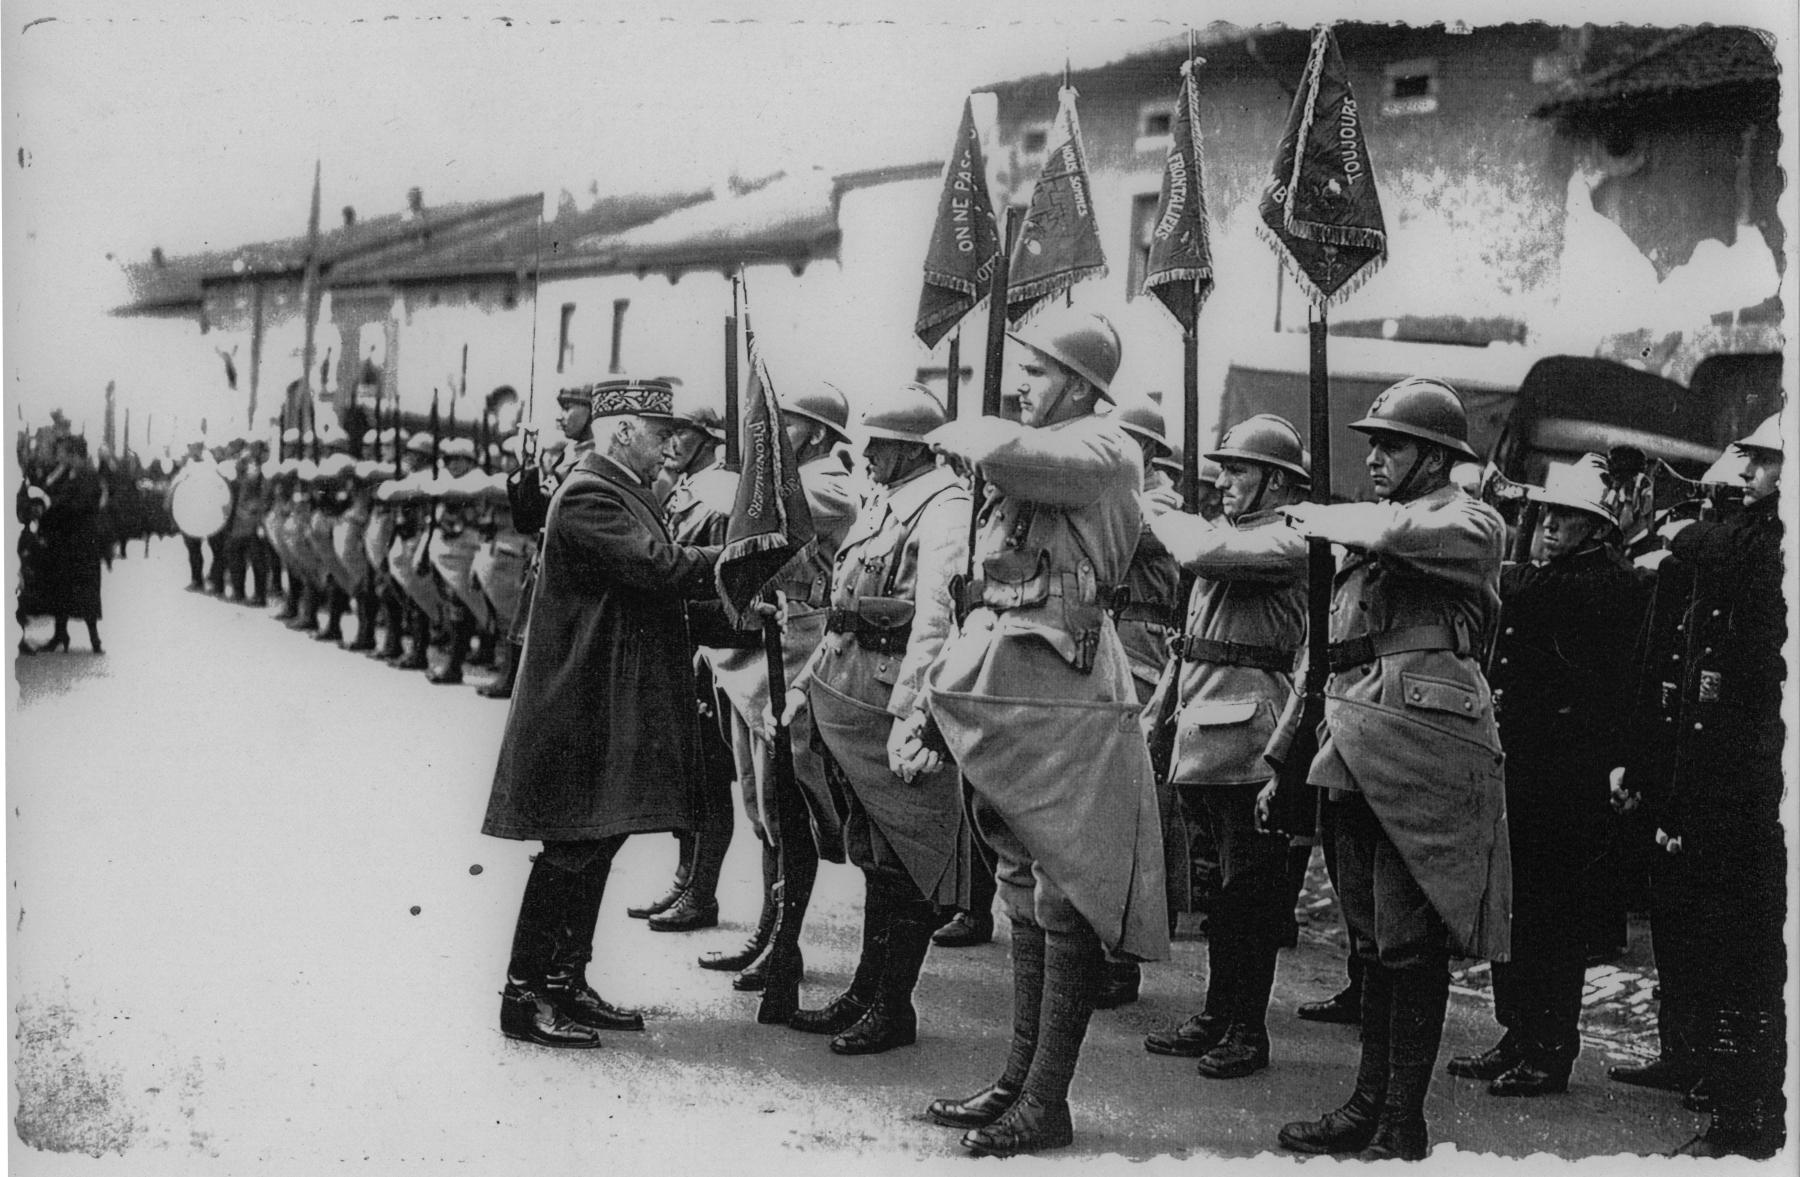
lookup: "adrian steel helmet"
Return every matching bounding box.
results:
[1111,395,1171,457]
[1007,307,1123,400]
[1350,377,1479,461]
[782,382,851,442]
[1205,413,1311,484]
[861,384,949,443]
[668,382,727,443]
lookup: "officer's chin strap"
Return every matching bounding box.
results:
[1389,447,1436,504]
[1245,467,1274,516]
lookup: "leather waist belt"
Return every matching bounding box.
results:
[1327,624,1461,672]
[825,601,913,655]
[1116,601,1178,628]
[1174,635,1297,672]
[959,576,1119,616]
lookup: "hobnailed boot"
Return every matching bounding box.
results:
[477,639,519,698]
[831,894,934,1055]
[345,586,378,651]
[428,614,473,684]
[1355,964,1448,1162]
[959,922,1101,1157]
[791,874,889,1035]
[630,832,695,920]
[702,842,777,973]
[287,582,320,631]
[1447,1030,1522,1080]
[313,587,347,642]
[1278,962,1391,1154]
[393,608,430,670]
[927,918,1045,1129]
[274,575,300,621]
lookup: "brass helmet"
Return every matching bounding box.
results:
[1527,453,1617,528]
[1007,306,1122,400]
[1731,411,1783,456]
[861,384,948,443]
[1349,377,1480,461]
[1112,395,1171,458]
[1205,413,1311,484]
[782,382,851,443]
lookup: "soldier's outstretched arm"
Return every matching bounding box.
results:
[928,417,1136,507]
[1147,509,1306,583]
[1283,496,1502,592]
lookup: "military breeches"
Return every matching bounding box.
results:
[1329,791,1450,972]
[971,792,1090,939]
[1189,783,1292,949]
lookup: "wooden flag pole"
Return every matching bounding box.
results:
[967,206,1018,583]
[945,328,961,420]
[724,270,742,472]
[1182,326,1201,514]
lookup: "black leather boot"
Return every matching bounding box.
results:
[959,922,1099,1156]
[792,874,888,1035]
[1356,963,1448,1162]
[754,864,815,1024]
[629,833,694,919]
[541,852,644,1033]
[1447,1030,1522,1079]
[1279,962,1391,1154]
[831,895,934,1055]
[345,586,378,651]
[499,978,603,1049]
[287,582,319,631]
[1144,1011,1229,1058]
[928,919,1043,1129]
[702,842,777,973]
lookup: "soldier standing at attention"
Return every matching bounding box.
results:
[1614,413,1787,1159]
[1139,414,1309,1081]
[771,384,971,1053]
[918,308,1169,1157]
[1271,378,1509,1162]
[1446,455,1648,1097]
[631,387,738,932]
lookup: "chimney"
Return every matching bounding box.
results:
[342,205,356,227]
[406,187,424,215]
[151,246,166,268]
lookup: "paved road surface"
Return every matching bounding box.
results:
[8,539,1713,1173]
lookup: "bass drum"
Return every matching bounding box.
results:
[170,468,234,539]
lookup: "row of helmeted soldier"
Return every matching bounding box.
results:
[168,306,1784,1160]
[169,425,548,695]
[469,309,1784,1161]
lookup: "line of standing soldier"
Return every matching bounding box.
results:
[467,313,1787,1161]
[173,426,533,699]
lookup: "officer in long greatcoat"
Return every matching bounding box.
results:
[1446,455,1648,1098]
[773,384,971,1055]
[918,307,1169,1157]
[481,376,722,1050]
[1273,378,1509,1162]
[1140,414,1309,1081]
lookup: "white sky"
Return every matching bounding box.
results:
[3,0,1796,431]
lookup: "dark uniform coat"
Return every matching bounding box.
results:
[482,453,719,843]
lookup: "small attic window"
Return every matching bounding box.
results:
[1135,101,1175,152]
[1382,58,1439,117]
[1019,124,1050,155]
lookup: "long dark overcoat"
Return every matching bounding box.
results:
[482,453,718,842]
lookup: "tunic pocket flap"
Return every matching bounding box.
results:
[1400,672,1480,718]
[1184,699,1260,726]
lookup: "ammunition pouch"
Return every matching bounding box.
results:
[825,596,916,656]
[1173,635,1298,673]
[958,548,1111,674]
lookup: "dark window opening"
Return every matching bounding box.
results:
[1141,110,1172,137]
[1125,192,1161,302]
[1021,128,1048,153]
[1391,73,1432,100]
[557,303,576,374]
